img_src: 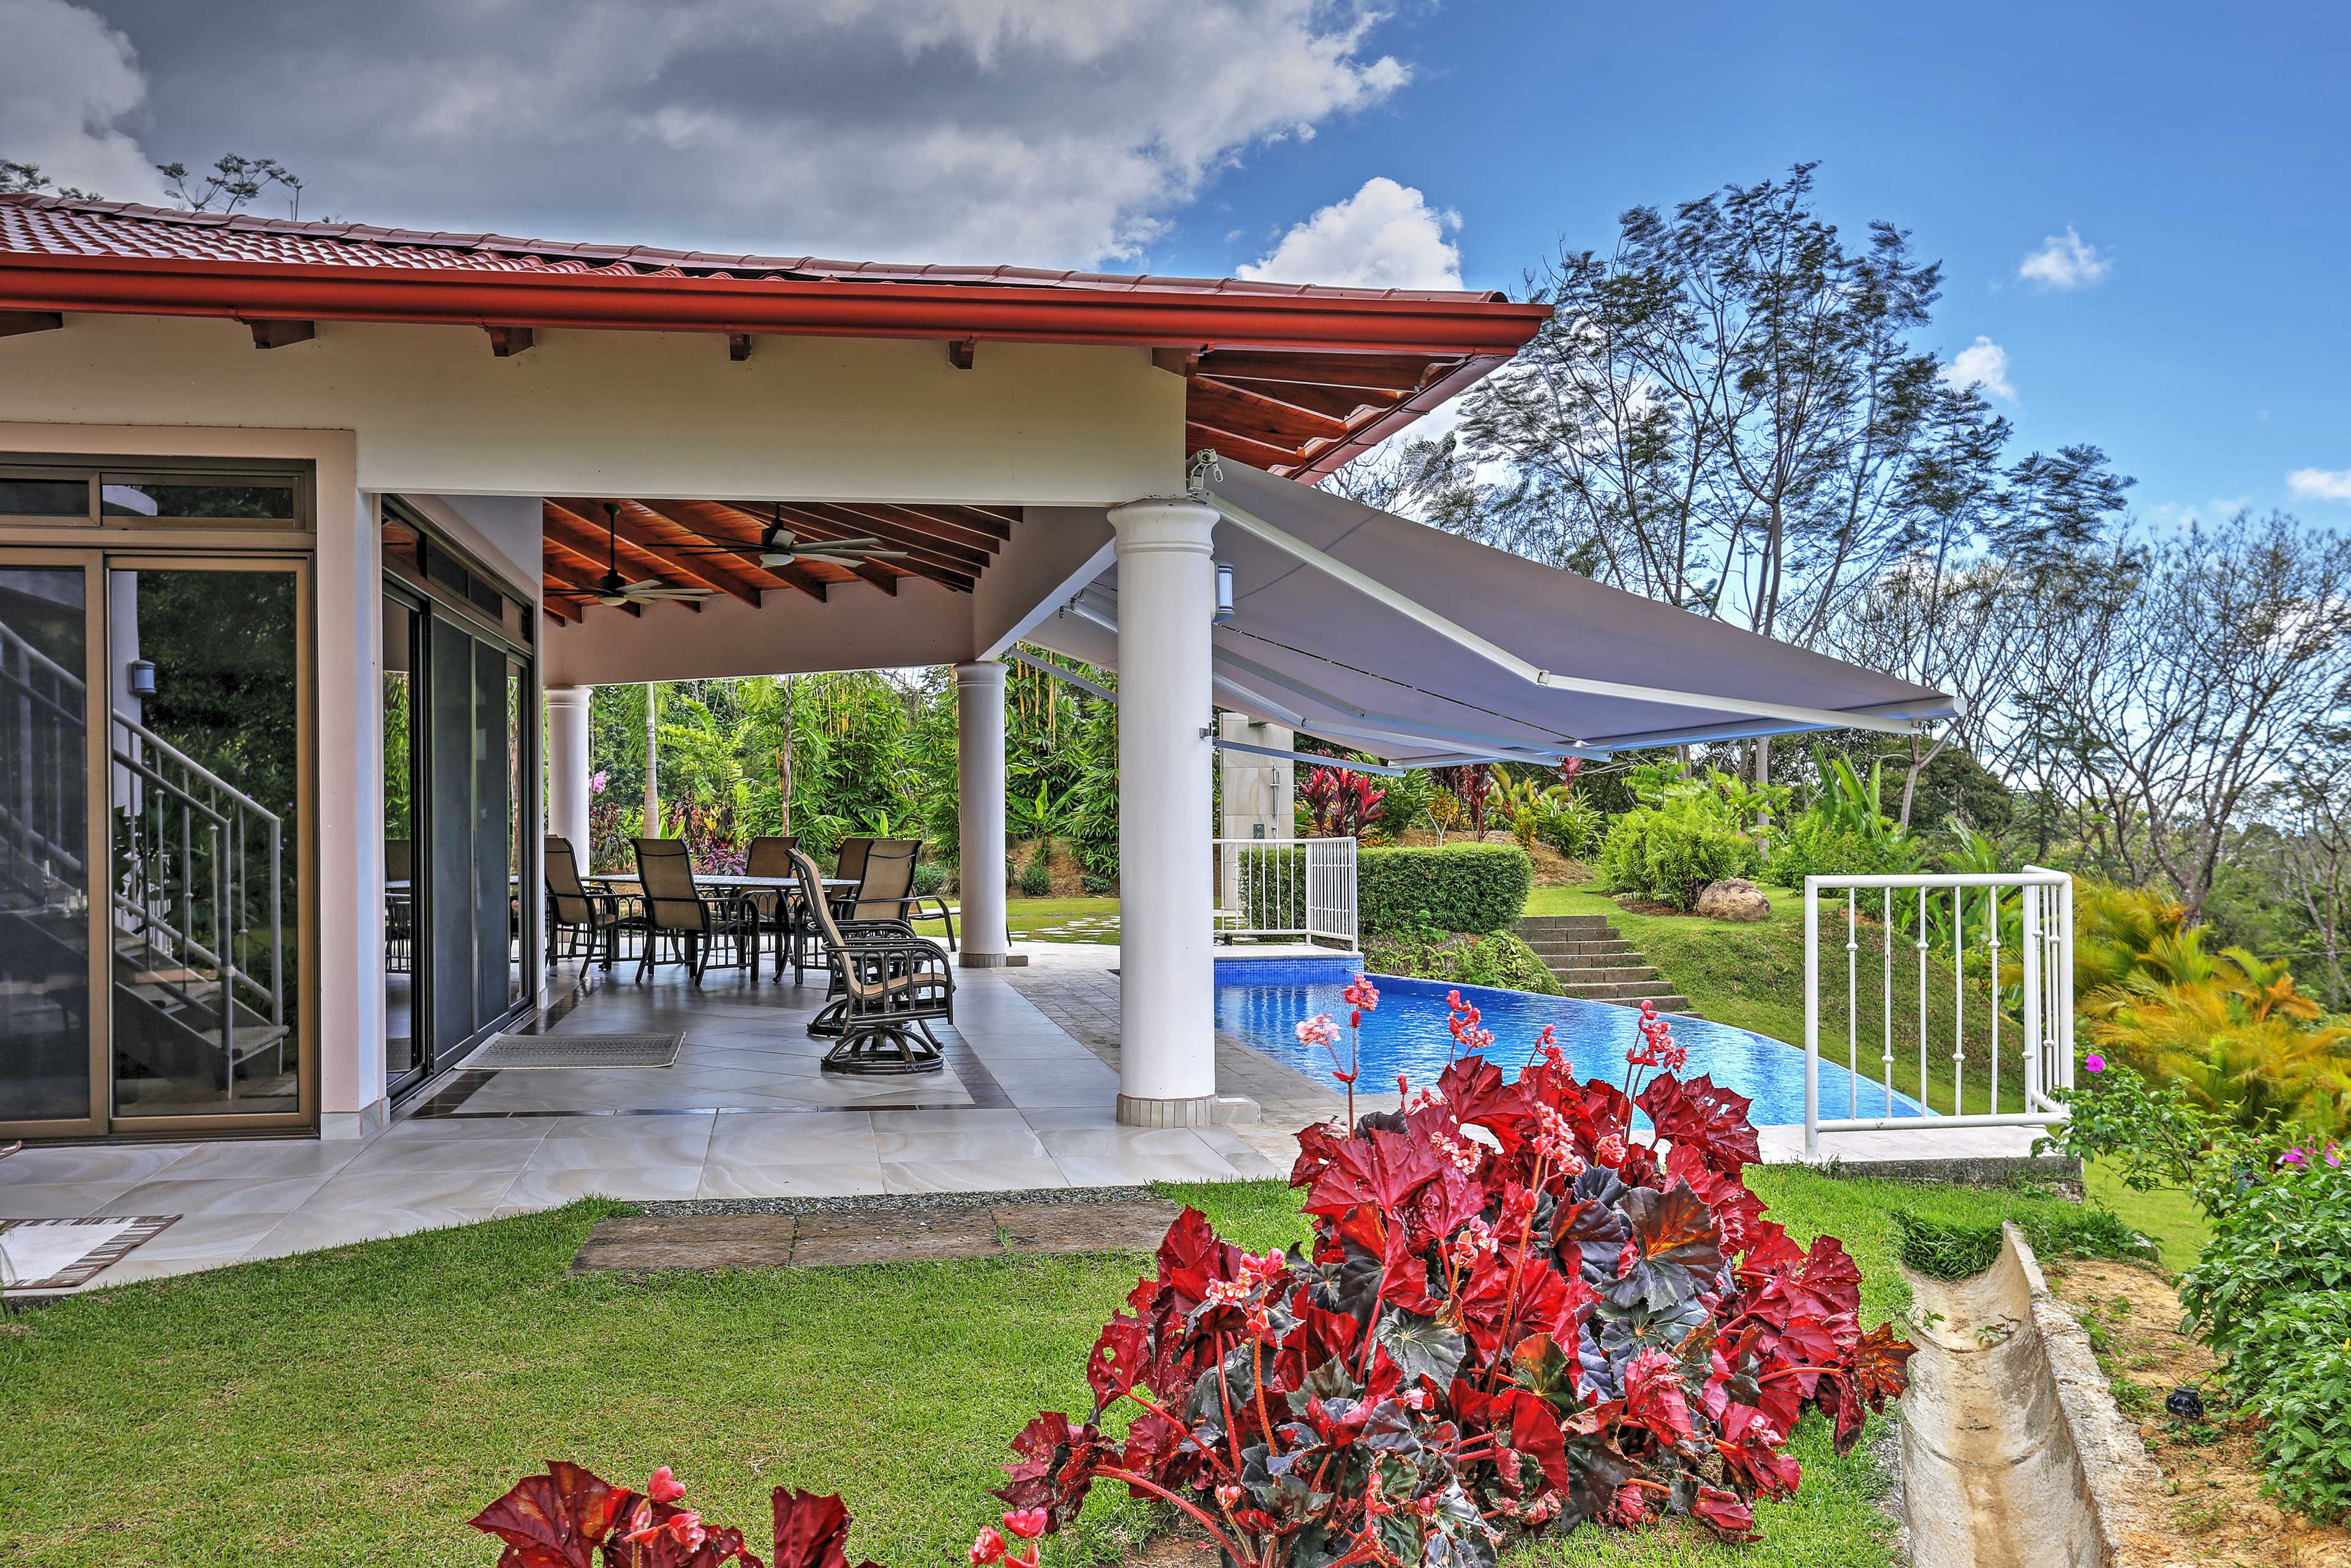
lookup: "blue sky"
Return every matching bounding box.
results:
[10,0,2346,528]
[1159,1,2351,531]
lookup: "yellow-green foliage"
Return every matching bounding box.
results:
[2074,880,2351,1136]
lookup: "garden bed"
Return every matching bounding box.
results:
[2043,1256,2351,1566]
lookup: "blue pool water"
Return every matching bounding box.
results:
[1213,958,1925,1127]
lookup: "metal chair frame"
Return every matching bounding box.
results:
[788,847,954,1074]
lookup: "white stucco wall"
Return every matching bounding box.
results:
[0,313,1185,505]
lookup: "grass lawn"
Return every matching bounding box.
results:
[911,896,1122,945]
[0,1167,2197,1568]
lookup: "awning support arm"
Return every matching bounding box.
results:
[1206,492,1929,738]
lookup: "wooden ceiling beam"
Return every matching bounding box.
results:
[889,503,1011,542]
[827,501,1003,557]
[246,319,315,349]
[762,501,975,591]
[1191,350,1438,392]
[1197,375,1401,424]
[546,498,765,608]
[1186,421,1305,473]
[1186,376,1351,445]
[629,498,831,604]
[0,310,64,337]
[540,588,581,624]
[782,502,990,575]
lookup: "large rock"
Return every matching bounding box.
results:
[1695,878,1771,922]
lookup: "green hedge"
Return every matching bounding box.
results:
[1358,843,1532,935]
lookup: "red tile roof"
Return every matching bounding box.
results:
[0,195,1505,301]
[0,195,1548,479]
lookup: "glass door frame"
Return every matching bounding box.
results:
[0,547,317,1139]
[0,549,109,1140]
[102,552,318,1138]
[381,578,432,1102]
[380,504,538,1098]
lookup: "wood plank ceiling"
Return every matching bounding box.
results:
[539,495,1012,620]
[541,347,1475,618]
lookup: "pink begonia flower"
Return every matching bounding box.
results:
[1001,1508,1050,1540]
[968,1526,1008,1565]
[646,1466,687,1504]
[2083,1054,2105,1073]
[1295,1013,1341,1049]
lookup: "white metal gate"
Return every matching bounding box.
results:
[1802,868,2074,1159]
[1213,836,1357,947]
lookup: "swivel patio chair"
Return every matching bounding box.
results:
[838,839,958,948]
[545,835,638,969]
[789,846,954,1073]
[630,837,760,985]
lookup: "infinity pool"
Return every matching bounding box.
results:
[1213,958,1926,1127]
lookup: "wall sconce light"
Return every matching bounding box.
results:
[1213,560,1235,625]
[126,659,157,699]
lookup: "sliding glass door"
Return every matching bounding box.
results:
[381,506,535,1097]
[0,550,313,1138]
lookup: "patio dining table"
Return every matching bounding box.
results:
[587,873,863,980]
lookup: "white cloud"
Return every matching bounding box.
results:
[1938,336,2017,402]
[77,0,1411,266]
[2289,468,2351,504]
[0,0,169,203]
[2017,225,2111,290]
[2143,497,2252,530]
[1237,176,1462,289]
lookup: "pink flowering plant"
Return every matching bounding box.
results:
[474,992,1913,1566]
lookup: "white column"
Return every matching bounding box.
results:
[1111,497,1220,1126]
[954,660,1014,966]
[546,686,594,861]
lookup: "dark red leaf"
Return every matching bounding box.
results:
[1637,1074,1762,1175]
[769,1490,851,1568]
[1693,1484,1757,1542]
[470,1466,636,1568]
[1085,1313,1150,1409]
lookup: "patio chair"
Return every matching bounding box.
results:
[831,836,877,888]
[787,847,954,1073]
[545,835,638,969]
[836,838,957,948]
[630,837,761,985]
[384,838,413,974]
[743,835,801,977]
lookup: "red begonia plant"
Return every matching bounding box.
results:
[474,997,1911,1568]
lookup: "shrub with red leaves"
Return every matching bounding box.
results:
[472,1004,1912,1568]
[993,999,1914,1564]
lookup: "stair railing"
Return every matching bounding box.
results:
[110,710,285,1097]
[1801,868,2074,1160]
[0,617,88,887]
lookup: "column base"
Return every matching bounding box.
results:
[958,951,1029,969]
[1116,1093,1261,1128]
[318,1100,390,1142]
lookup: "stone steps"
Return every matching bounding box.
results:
[1517,912,1697,1015]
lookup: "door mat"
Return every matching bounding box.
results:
[0,1215,179,1291]
[472,1033,683,1070]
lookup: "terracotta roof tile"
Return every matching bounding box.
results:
[0,194,1509,304]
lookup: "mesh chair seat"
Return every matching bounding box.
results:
[631,837,760,985]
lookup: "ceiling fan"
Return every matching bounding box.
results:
[589,502,714,607]
[757,503,909,571]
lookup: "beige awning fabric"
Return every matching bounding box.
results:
[1022,460,1956,765]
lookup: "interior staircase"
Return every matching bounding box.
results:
[1515,913,1698,1015]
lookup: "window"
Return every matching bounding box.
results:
[0,459,310,530]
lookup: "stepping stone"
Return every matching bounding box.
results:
[568,1199,1185,1273]
[570,1214,798,1274]
[788,1209,1003,1267]
[992,1199,1179,1254]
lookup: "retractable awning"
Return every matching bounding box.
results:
[1022,459,1957,766]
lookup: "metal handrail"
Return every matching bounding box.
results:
[1802,867,2074,1158]
[1213,835,1358,947]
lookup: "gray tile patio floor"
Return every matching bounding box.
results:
[2,940,2047,1294]
[0,945,1292,1292]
